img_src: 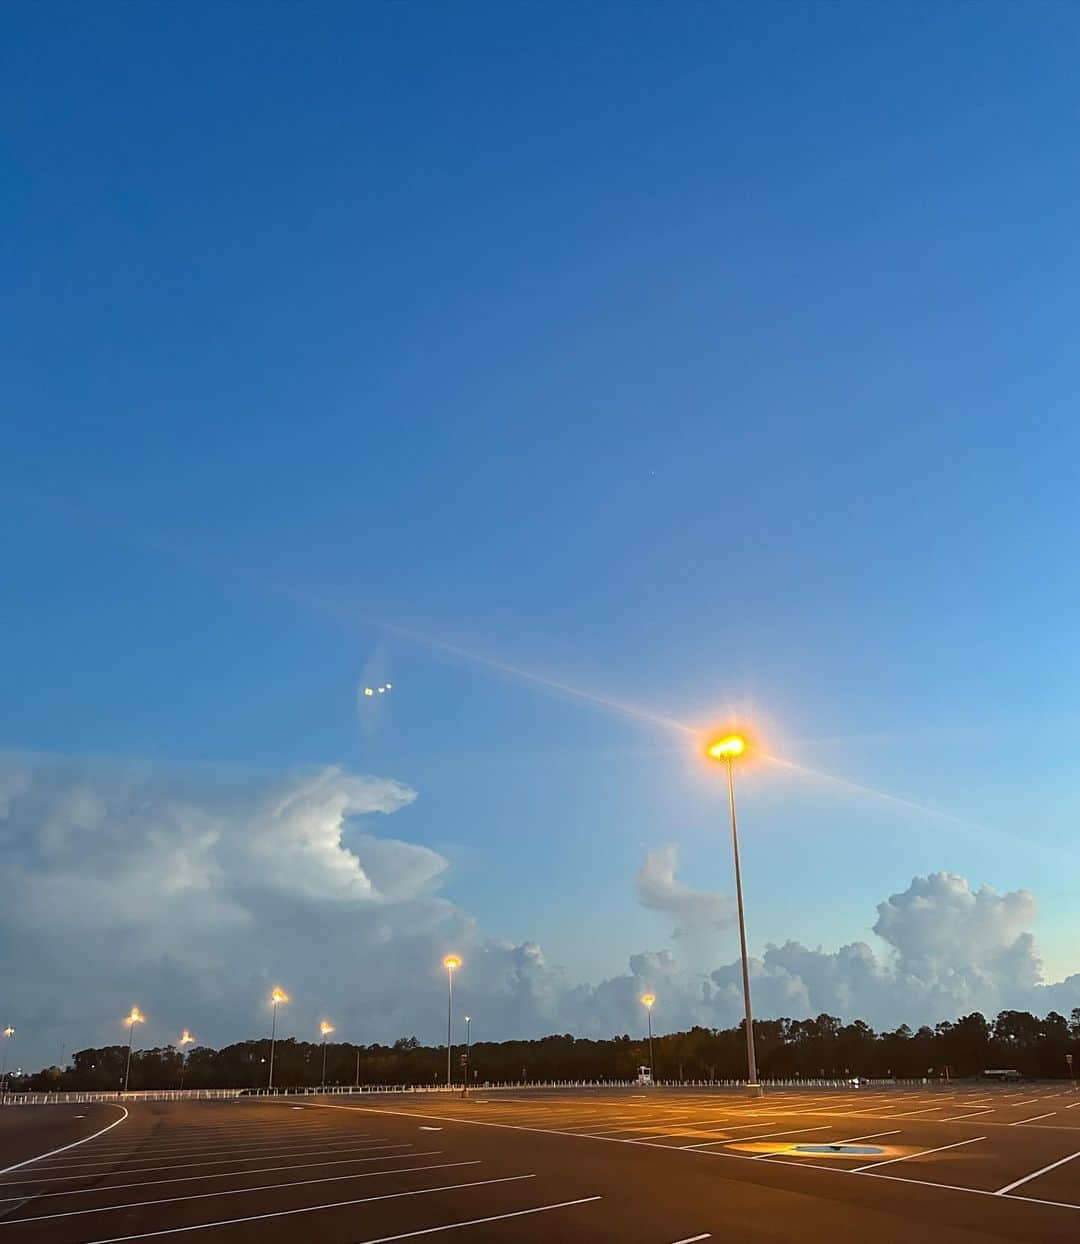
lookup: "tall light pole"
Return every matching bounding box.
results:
[641,995,656,1081]
[1,1027,14,1091]
[707,734,761,1095]
[464,1015,471,1093]
[122,1008,144,1092]
[268,987,288,1090]
[178,1030,195,1089]
[443,955,461,1088]
[319,1020,335,1087]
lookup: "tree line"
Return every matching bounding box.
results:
[15,1008,1080,1091]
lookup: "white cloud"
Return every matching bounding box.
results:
[0,753,1077,1068]
[635,844,735,941]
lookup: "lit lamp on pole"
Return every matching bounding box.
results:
[268,987,289,1091]
[443,955,461,1088]
[319,1020,335,1088]
[641,995,656,1083]
[706,733,761,1096]
[123,1008,145,1093]
[177,1030,195,1089]
[0,1027,14,1091]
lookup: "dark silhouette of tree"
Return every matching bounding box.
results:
[16,1006,1078,1091]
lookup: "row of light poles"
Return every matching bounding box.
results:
[104,732,758,1097]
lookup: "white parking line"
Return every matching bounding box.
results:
[82,1186,600,1244]
[0,1106,128,1177]
[672,1235,711,1243]
[324,1196,604,1244]
[291,1100,1080,1213]
[80,1128,369,1153]
[852,1136,985,1172]
[1010,1113,1056,1126]
[682,1126,829,1150]
[995,1150,1080,1195]
[939,1111,993,1121]
[2,1143,415,1187]
[3,1160,484,1224]
[0,1149,446,1202]
[35,1136,393,1168]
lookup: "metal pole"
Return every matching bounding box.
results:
[464,1017,471,1095]
[268,1002,277,1090]
[647,1008,655,1081]
[727,757,759,1088]
[123,1021,134,1092]
[446,968,453,1087]
[321,1039,328,1087]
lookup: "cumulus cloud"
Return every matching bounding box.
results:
[636,844,734,940]
[0,752,1077,1068]
[705,873,1074,1031]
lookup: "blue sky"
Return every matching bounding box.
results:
[3,2,1079,1056]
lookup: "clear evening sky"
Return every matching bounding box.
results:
[3,2,1078,1063]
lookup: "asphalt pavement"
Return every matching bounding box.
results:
[0,1083,1077,1242]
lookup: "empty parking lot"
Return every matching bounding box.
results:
[0,1083,1077,1242]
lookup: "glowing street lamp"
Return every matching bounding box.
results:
[177,1030,195,1090]
[268,987,289,1091]
[641,995,656,1082]
[0,1027,14,1091]
[443,955,461,1088]
[706,733,760,1094]
[123,1008,144,1092]
[319,1020,335,1087]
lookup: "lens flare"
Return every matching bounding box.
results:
[707,734,746,760]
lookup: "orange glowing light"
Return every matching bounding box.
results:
[125,1007,145,1027]
[443,954,462,971]
[270,987,289,1005]
[641,994,656,1008]
[320,1020,335,1037]
[707,734,746,761]
[179,1030,195,1046]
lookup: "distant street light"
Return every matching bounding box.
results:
[1,1027,14,1091]
[122,1008,145,1092]
[320,1020,335,1087]
[641,995,656,1081]
[178,1030,195,1089]
[443,955,461,1088]
[706,733,760,1094]
[268,987,289,1090]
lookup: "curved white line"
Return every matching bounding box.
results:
[0,1105,129,1176]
